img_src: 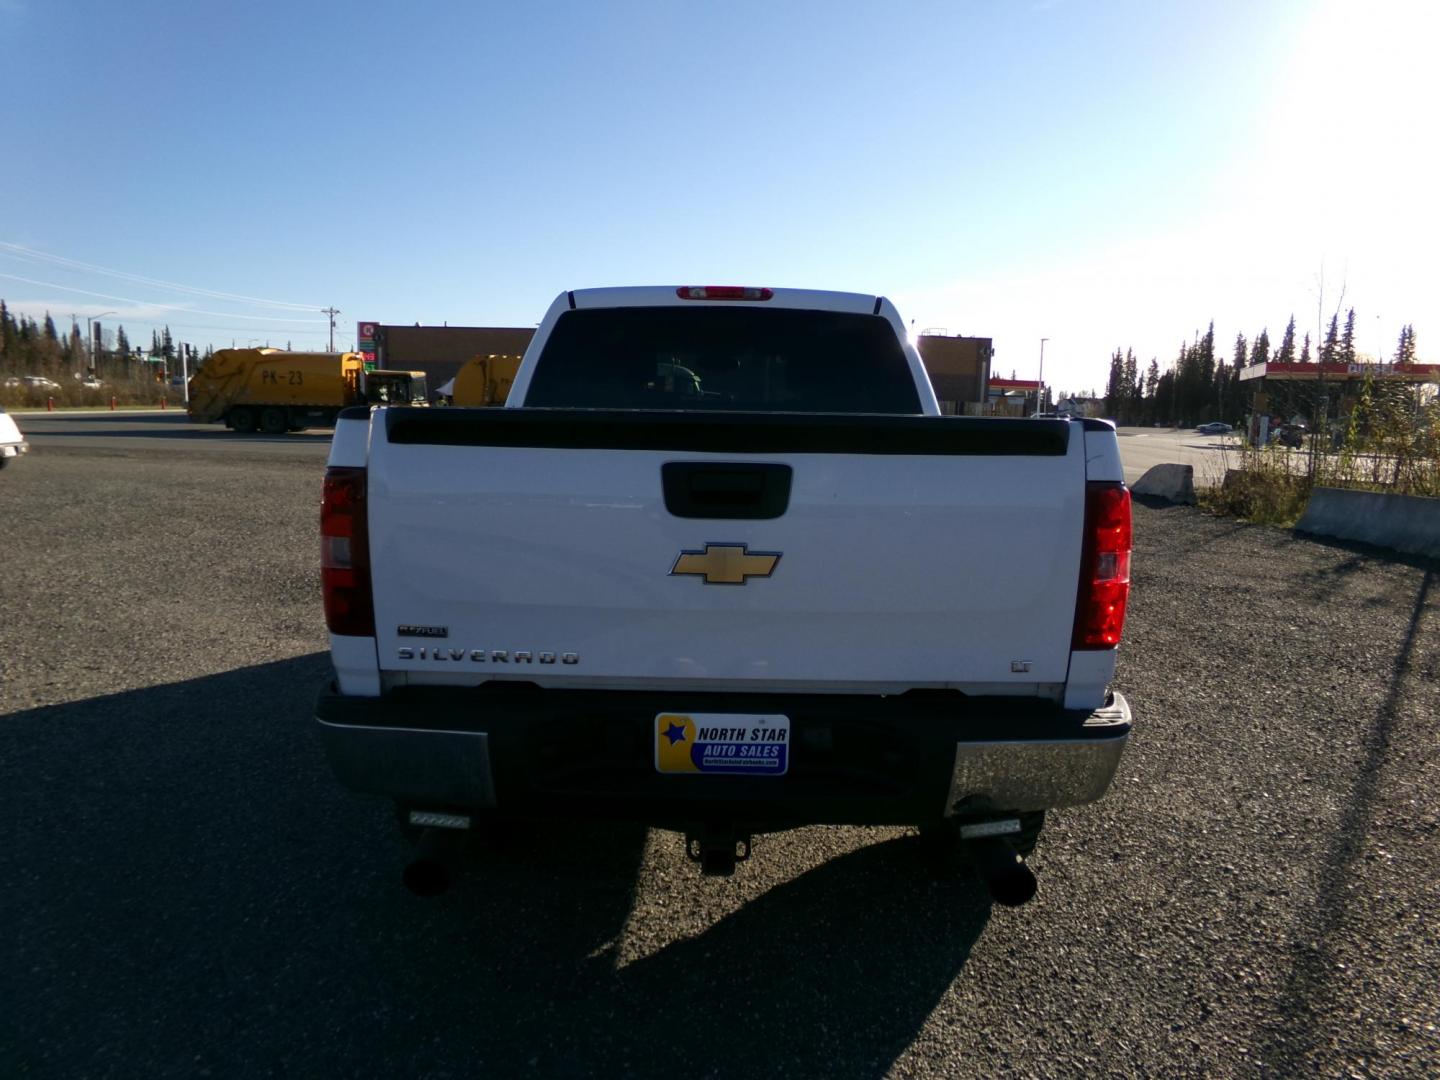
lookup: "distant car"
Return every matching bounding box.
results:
[81,377,103,390]
[1273,423,1306,448]
[0,406,29,469]
[21,375,62,391]
[1196,422,1232,435]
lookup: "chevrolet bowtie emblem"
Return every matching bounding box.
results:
[671,543,781,585]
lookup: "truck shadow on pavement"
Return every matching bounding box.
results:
[1256,567,1436,1075]
[599,841,991,1079]
[366,830,991,1079]
[2,653,988,1079]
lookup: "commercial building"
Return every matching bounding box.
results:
[914,334,993,414]
[358,323,535,395]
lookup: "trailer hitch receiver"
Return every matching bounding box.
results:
[685,823,752,877]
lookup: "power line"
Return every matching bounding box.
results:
[0,241,324,311]
[125,320,336,335]
[0,272,329,322]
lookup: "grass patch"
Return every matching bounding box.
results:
[1200,456,1311,526]
[0,383,177,411]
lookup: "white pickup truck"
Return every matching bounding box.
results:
[316,286,1133,905]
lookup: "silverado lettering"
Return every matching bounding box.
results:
[396,648,579,663]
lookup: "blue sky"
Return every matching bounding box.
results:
[2,0,1433,392]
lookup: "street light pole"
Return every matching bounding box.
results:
[1037,337,1049,415]
[86,310,117,374]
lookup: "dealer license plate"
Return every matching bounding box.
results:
[654,713,790,776]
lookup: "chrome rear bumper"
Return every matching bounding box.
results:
[946,694,1130,813]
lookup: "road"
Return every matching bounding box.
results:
[2,422,1438,1078]
[14,410,332,457]
[14,412,1230,480]
[1114,425,1242,486]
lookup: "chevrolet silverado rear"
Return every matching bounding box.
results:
[315,286,1133,904]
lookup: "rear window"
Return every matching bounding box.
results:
[523,306,922,413]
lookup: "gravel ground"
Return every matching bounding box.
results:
[2,442,1437,1078]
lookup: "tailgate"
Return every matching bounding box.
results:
[365,410,1085,694]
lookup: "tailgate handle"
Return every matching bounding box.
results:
[662,462,792,520]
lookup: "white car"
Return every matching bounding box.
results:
[0,406,29,469]
[22,375,63,391]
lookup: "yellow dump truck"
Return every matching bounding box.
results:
[445,353,522,406]
[187,349,427,433]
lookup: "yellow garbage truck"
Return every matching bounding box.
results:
[187,349,427,433]
[444,353,522,406]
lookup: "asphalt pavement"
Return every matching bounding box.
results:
[2,430,1437,1078]
[1112,426,1243,486]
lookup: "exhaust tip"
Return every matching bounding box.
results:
[402,858,451,897]
[987,864,1038,907]
[967,836,1039,907]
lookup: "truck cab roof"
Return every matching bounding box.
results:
[566,286,886,315]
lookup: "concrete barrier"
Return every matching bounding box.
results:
[1296,487,1440,559]
[1132,463,1196,505]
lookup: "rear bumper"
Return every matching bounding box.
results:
[315,683,1131,828]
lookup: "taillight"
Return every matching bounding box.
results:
[321,466,375,636]
[676,286,774,301]
[1072,482,1132,649]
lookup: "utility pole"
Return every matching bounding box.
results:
[322,307,341,352]
[1037,337,1049,415]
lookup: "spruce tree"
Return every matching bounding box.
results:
[43,313,58,341]
[1396,325,1417,365]
[1276,315,1297,363]
[1195,324,1216,414]
[1155,370,1175,424]
[1103,349,1122,416]
[1250,328,1271,367]
[1300,332,1312,364]
[1340,307,1356,364]
[1227,354,1243,417]
[116,326,130,358]
[1321,314,1340,363]
[1121,348,1139,421]
[1233,333,1247,370]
